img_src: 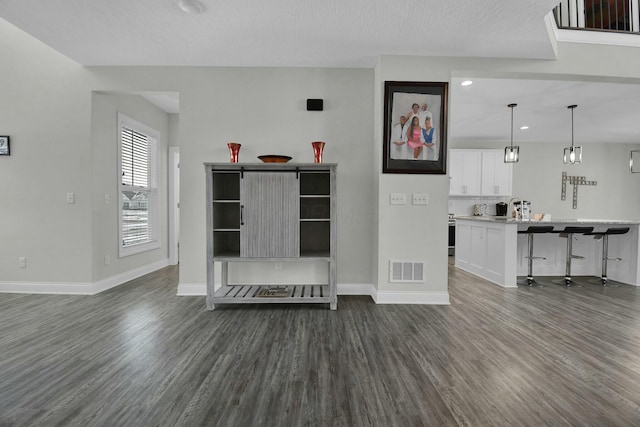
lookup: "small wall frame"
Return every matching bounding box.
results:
[0,136,9,156]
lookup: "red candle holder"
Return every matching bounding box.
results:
[312,141,325,163]
[227,143,241,163]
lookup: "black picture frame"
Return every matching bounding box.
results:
[0,136,9,156]
[383,81,448,174]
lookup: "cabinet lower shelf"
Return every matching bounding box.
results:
[213,284,331,305]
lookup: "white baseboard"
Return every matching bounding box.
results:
[176,281,450,305]
[0,281,94,295]
[0,258,170,295]
[92,258,170,294]
[374,290,450,305]
[176,283,206,296]
[337,283,376,296]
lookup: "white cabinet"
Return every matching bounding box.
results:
[449,149,512,197]
[205,163,337,310]
[455,219,519,288]
[481,150,512,196]
[449,150,481,196]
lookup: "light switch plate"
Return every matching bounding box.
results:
[390,193,406,205]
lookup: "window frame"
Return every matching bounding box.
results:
[117,112,161,258]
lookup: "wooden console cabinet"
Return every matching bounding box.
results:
[205,163,337,310]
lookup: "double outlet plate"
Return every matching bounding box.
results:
[390,193,429,205]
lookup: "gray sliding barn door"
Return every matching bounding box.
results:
[241,172,300,258]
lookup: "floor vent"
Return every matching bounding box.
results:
[389,260,425,283]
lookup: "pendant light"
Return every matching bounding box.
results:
[563,104,582,164]
[504,103,519,163]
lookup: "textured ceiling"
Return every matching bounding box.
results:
[0,0,560,67]
[450,77,640,145]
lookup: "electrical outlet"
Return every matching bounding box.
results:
[104,194,110,205]
[275,262,282,270]
[104,255,111,265]
[18,257,26,268]
[66,192,75,204]
[412,193,429,205]
[390,193,406,205]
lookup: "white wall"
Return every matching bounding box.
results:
[90,93,171,282]
[169,68,375,288]
[374,44,640,301]
[0,16,375,291]
[0,19,93,286]
[3,13,640,300]
[450,141,640,221]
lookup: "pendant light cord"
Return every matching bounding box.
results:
[568,104,577,149]
[511,105,514,149]
[508,103,517,149]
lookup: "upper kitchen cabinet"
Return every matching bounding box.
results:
[449,149,482,196]
[480,150,512,197]
[449,149,512,197]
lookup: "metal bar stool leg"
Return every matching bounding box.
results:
[564,232,578,286]
[553,226,593,287]
[602,234,609,284]
[525,233,545,287]
[586,227,629,286]
[518,226,553,287]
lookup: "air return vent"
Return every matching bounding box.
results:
[389,260,425,283]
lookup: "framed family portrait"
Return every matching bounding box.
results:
[0,136,9,156]
[383,81,448,174]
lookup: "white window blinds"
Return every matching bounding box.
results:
[121,126,150,188]
[118,113,160,257]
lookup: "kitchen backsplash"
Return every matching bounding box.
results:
[449,196,509,217]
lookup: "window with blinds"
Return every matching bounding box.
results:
[118,113,160,257]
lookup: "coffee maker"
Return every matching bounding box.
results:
[496,202,508,216]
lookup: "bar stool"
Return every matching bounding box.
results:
[554,226,594,287]
[584,227,630,286]
[517,225,555,286]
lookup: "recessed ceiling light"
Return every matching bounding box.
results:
[178,0,206,14]
[520,126,529,130]
[461,80,473,86]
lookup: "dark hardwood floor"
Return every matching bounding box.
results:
[3,261,640,426]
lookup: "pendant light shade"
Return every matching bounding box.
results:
[563,105,582,164]
[504,103,519,163]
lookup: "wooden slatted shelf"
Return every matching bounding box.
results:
[214,285,331,304]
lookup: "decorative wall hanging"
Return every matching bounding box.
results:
[0,136,9,156]
[561,171,597,209]
[383,81,448,174]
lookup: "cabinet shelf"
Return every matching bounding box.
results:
[206,163,336,310]
[214,284,331,304]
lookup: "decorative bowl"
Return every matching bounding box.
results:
[258,155,292,163]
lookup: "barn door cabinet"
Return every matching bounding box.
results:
[205,163,337,310]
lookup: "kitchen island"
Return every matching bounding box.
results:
[455,217,640,287]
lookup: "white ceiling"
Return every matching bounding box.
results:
[450,77,640,145]
[0,0,560,67]
[1,0,639,145]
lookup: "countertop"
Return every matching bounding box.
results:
[455,216,640,225]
